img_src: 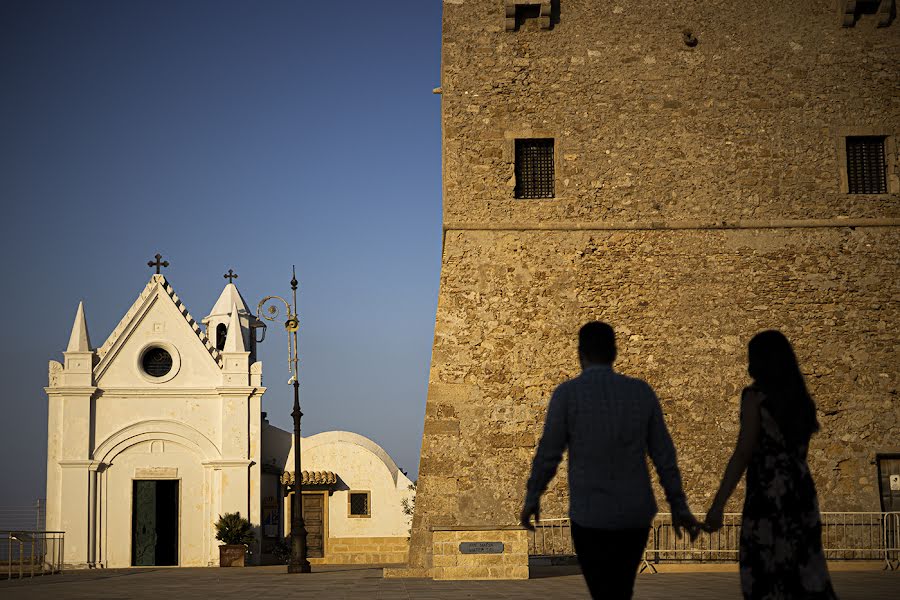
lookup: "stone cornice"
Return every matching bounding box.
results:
[444,217,900,232]
[45,387,98,396]
[431,525,525,532]
[215,386,266,396]
[95,388,221,397]
[58,460,100,470]
[90,386,265,398]
[203,459,253,468]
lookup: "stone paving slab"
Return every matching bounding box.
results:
[0,565,897,599]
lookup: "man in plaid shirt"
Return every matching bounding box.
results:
[521,321,699,599]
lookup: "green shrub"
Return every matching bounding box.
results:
[214,512,255,546]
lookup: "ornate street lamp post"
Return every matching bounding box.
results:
[257,267,310,574]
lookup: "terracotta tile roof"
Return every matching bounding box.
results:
[280,470,338,487]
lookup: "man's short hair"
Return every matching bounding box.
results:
[578,321,616,364]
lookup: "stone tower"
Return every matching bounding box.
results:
[405,0,899,576]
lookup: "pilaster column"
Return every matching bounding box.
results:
[87,463,100,567]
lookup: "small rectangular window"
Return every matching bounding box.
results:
[505,1,558,31]
[846,136,887,194]
[348,491,370,517]
[515,138,555,199]
[516,4,542,27]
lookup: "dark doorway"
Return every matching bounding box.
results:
[132,480,179,566]
[287,492,325,558]
[877,454,900,512]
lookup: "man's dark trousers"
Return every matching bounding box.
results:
[571,521,650,600]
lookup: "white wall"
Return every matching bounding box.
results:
[100,440,209,567]
[276,431,415,539]
[46,276,265,568]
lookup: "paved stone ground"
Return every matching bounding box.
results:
[0,565,897,599]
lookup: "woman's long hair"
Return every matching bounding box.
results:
[747,330,820,447]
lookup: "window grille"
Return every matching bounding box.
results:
[846,136,887,194]
[516,4,541,27]
[142,347,173,377]
[349,492,369,516]
[505,1,557,31]
[515,138,555,199]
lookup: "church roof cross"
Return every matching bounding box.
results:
[147,253,169,274]
[224,269,239,284]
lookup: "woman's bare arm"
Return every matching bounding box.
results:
[705,389,763,527]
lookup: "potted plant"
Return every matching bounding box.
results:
[214,512,255,567]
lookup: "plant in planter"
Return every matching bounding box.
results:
[214,512,256,567]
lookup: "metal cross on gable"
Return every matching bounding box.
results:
[224,269,239,283]
[147,253,169,274]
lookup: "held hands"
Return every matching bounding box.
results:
[520,500,540,531]
[702,505,725,533]
[672,510,701,542]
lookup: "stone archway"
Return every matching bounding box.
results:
[93,420,221,567]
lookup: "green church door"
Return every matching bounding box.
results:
[132,480,179,566]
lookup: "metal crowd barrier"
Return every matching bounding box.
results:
[528,518,574,557]
[1,531,65,580]
[529,512,900,572]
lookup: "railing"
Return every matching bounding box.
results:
[529,512,900,572]
[1,531,65,580]
[528,518,573,557]
[650,512,742,564]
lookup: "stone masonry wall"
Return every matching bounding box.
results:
[407,0,900,573]
[319,536,408,565]
[441,0,899,226]
[409,228,899,569]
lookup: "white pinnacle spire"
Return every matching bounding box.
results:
[66,301,92,352]
[223,302,245,352]
[206,283,251,321]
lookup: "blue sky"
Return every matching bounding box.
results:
[0,0,443,505]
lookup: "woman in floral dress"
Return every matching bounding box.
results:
[704,330,837,599]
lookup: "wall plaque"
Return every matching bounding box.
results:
[135,467,178,479]
[459,541,504,554]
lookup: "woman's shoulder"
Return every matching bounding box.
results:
[741,385,766,405]
[740,386,766,422]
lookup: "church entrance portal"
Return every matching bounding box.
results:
[132,480,179,566]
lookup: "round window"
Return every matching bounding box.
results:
[141,347,173,378]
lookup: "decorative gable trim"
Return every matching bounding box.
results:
[94,275,222,380]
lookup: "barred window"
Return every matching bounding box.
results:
[515,4,541,28]
[846,136,887,194]
[515,138,555,199]
[505,1,559,31]
[349,492,370,517]
[141,347,173,378]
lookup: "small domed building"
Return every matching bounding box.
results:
[262,429,415,565]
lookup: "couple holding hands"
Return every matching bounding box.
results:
[520,323,837,600]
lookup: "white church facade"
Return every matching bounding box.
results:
[45,271,414,568]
